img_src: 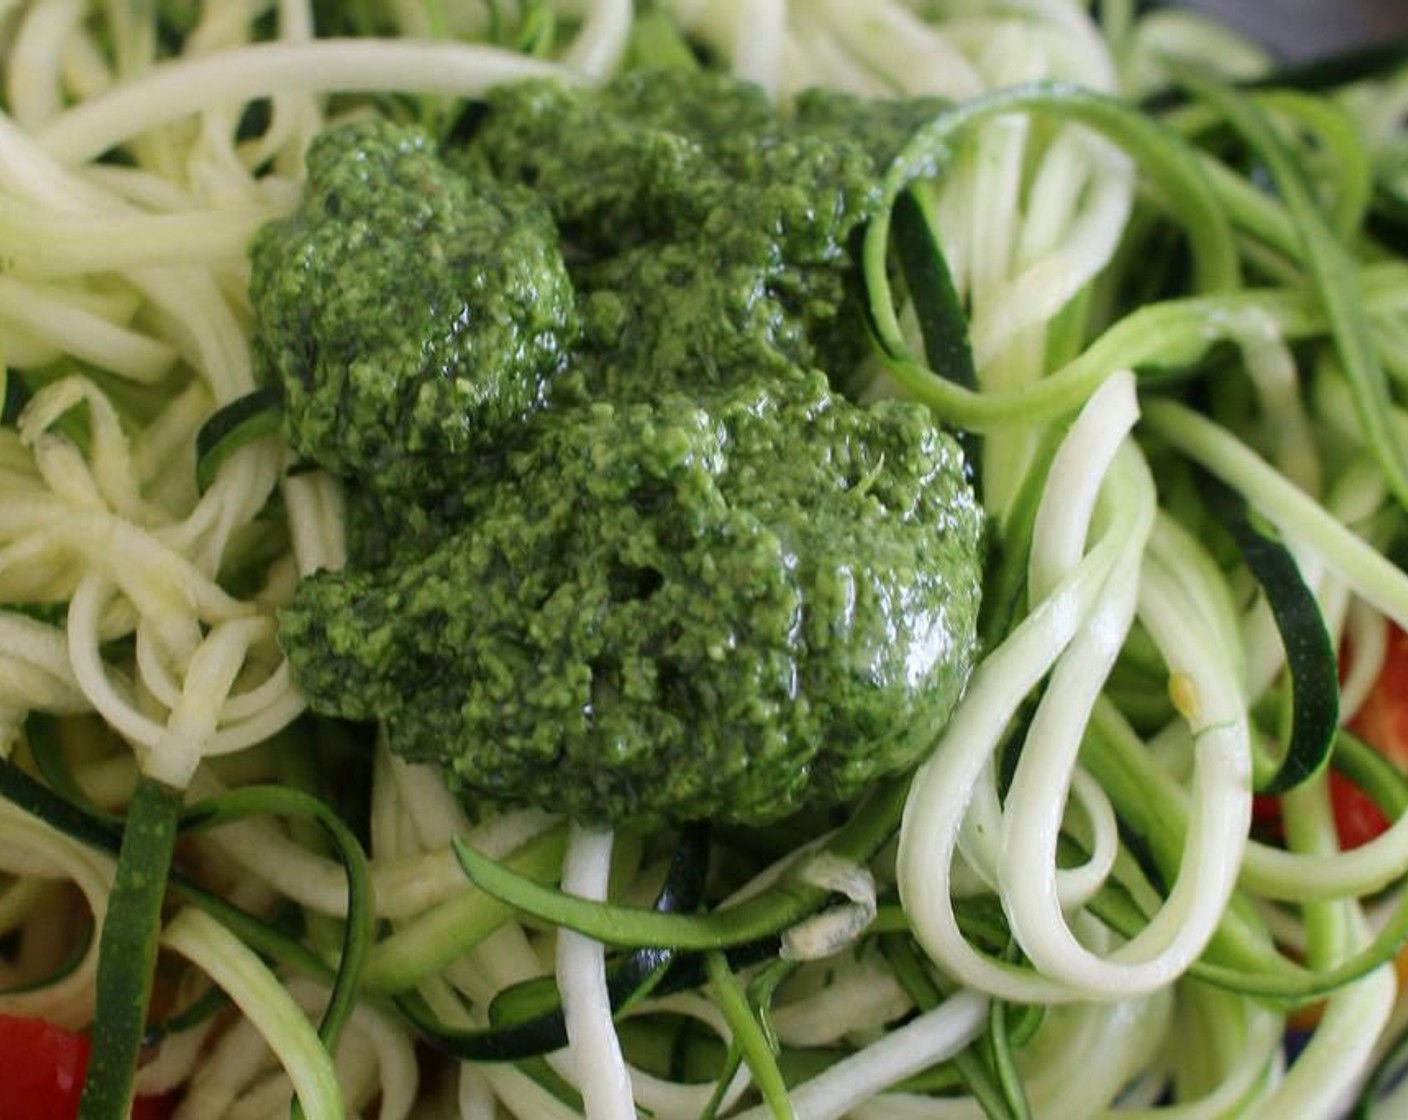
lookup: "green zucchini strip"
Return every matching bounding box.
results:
[516,0,555,56]
[0,739,122,851]
[882,934,1016,1119]
[1,367,29,426]
[1338,732,1408,1117]
[1144,35,1408,113]
[179,785,372,1052]
[705,949,795,1120]
[982,996,1032,1120]
[26,714,118,825]
[0,754,338,989]
[1253,90,1375,241]
[857,80,1241,433]
[879,186,977,389]
[194,386,282,493]
[452,778,907,951]
[142,983,230,1046]
[1201,474,1338,794]
[1176,69,1408,512]
[1076,830,1408,1002]
[359,828,568,994]
[882,185,984,493]
[405,824,710,1061]
[162,908,344,1120]
[79,774,183,1120]
[0,911,94,998]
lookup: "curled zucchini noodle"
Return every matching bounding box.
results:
[1,0,1408,1118]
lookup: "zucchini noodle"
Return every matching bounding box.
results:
[2,1,1408,1119]
[557,825,636,1119]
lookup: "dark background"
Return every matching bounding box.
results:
[1176,0,1408,59]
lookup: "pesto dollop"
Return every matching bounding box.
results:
[467,71,908,398]
[251,122,577,496]
[263,70,983,828]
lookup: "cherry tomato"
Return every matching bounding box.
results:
[0,1013,176,1120]
[0,1013,89,1118]
[1252,625,1408,1033]
[1337,623,1408,848]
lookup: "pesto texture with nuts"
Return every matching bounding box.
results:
[250,120,577,498]
[266,70,982,828]
[468,70,920,398]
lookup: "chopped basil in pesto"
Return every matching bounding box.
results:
[259,69,982,827]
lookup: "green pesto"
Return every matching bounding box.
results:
[469,70,943,399]
[280,374,983,828]
[264,70,982,828]
[249,120,577,497]
[791,88,952,169]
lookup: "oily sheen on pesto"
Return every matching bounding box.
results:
[262,70,984,828]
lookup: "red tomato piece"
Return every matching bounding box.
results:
[0,1013,90,1119]
[0,1013,177,1120]
[1251,791,1285,842]
[1328,771,1390,849]
[1340,623,1408,848]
